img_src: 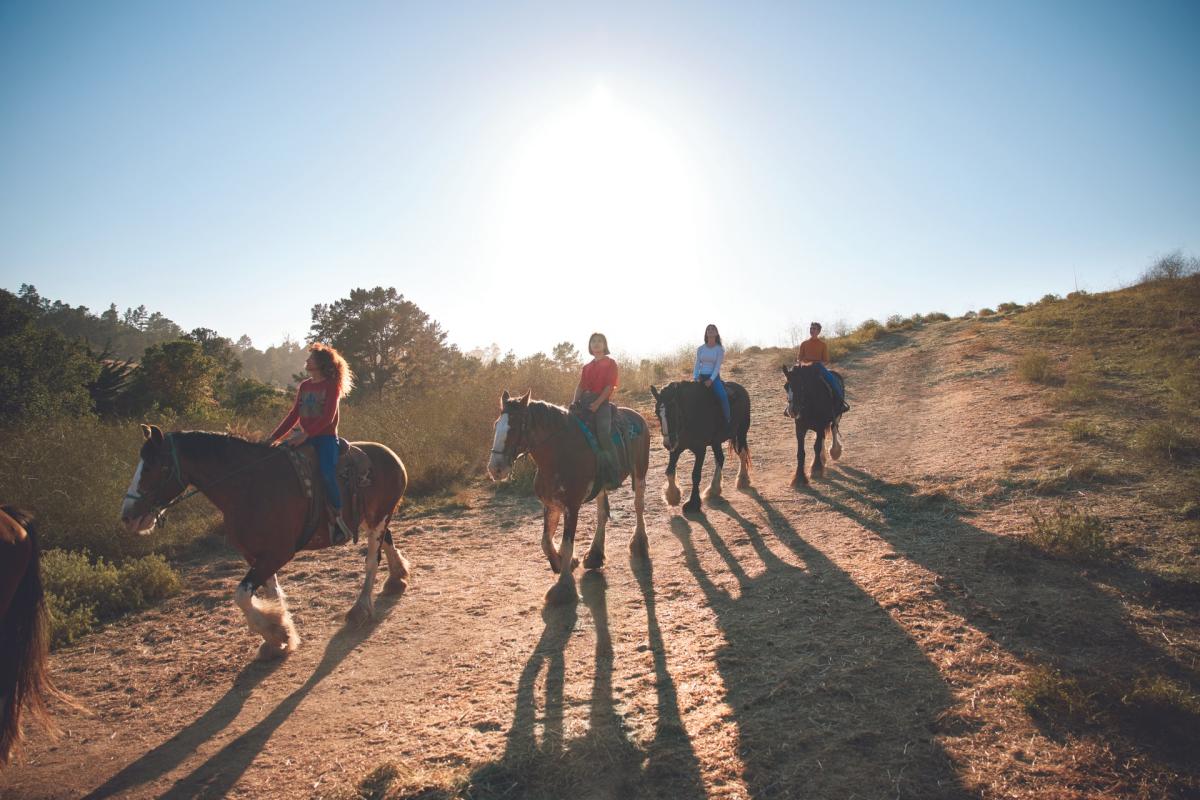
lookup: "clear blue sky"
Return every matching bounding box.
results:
[2,1,1197,356]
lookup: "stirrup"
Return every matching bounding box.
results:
[331,515,352,546]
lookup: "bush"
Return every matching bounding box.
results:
[978,307,996,317]
[42,549,181,647]
[1066,418,1099,441]
[1139,250,1199,284]
[924,312,951,322]
[1017,351,1053,383]
[1027,505,1110,560]
[1038,293,1062,305]
[1132,421,1194,462]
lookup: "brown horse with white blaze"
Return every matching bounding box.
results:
[120,425,410,659]
[487,391,651,606]
[1,506,74,766]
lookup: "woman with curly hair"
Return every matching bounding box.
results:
[269,343,356,544]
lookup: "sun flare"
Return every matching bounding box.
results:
[494,86,706,291]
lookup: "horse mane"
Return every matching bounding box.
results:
[526,399,573,436]
[171,430,277,460]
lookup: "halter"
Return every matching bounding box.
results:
[491,405,566,460]
[125,433,286,525]
[124,433,189,523]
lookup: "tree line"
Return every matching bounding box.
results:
[0,284,583,425]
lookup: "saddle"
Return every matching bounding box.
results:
[285,440,372,551]
[569,403,643,500]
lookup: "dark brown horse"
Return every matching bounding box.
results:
[487,392,651,606]
[782,364,846,485]
[1,506,71,766]
[120,425,409,659]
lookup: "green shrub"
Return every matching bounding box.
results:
[997,301,1024,312]
[1017,351,1053,383]
[1038,293,1061,305]
[1017,666,1096,722]
[1132,421,1194,461]
[1066,418,1099,441]
[41,549,181,647]
[924,312,951,322]
[1027,505,1110,560]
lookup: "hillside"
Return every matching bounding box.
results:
[2,286,1198,799]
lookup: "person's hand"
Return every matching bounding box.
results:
[589,402,600,413]
[704,379,713,387]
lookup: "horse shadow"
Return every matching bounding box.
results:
[83,595,402,799]
[459,563,706,799]
[669,490,970,799]
[813,466,1200,762]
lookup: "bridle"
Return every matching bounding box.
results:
[125,433,285,526]
[124,433,190,525]
[491,405,567,462]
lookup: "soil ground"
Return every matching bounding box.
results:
[3,318,1197,799]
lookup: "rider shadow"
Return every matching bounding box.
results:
[670,491,970,799]
[86,595,402,800]
[818,466,1199,760]
[821,465,1188,675]
[468,567,706,799]
[81,658,285,799]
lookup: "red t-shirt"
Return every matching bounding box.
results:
[269,378,340,442]
[580,356,619,394]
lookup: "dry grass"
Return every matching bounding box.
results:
[1027,504,1110,560]
[1016,350,1053,383]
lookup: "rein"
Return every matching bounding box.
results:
[125,434,286,524]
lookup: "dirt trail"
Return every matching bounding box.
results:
[3,320,1196,799]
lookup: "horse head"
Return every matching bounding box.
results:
[120,424,187,534]
[488,390,531,481]
[783,364,831,423]
[650,384,682,452]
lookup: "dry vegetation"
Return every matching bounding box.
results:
[2,272,1198,799]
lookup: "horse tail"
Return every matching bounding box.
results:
[0,508,72,765]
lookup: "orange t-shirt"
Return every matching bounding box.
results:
[580,356,619,394]
[797,338,828,363]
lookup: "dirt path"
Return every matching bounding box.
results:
[3,320,1197,799]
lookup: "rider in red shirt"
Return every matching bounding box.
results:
[573,332,620,485]
[269,343,355,545]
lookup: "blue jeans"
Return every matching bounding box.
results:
[815,363,845,404]
[309,435,341,510]
[699,375,731,423]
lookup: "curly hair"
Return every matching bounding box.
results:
[308,343,355,396]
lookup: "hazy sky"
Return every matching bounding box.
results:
[2,1,1197,357]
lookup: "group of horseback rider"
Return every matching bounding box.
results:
[271,322,847,544]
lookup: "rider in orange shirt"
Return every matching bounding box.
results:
[796,322,848,412]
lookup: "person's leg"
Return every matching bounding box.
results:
[595,402,618,486]
[816,363,845,405]
[312,436,350,544]
[711,377,731,425]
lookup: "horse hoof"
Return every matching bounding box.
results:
[628,534,649,560]
[256,641,287,661]
[544,580,578,607]
[346,602,373,627]
[683,500,702,515]
[830,446,843,461]
[812,467,825,479]
[583,552,605,571]
[663,484,682,506]
[381,575,408,596]
[791,474,809,488]
[736,474,751,490]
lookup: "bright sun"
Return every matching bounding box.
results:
[494,86,705,294]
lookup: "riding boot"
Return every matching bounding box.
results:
[329,507,352,546]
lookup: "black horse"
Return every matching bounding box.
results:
[782,364,846,486]
[650,381,752,513]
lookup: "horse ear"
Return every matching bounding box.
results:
[501,389,510,406]
[140,423,152,440]
[650,385,659,400]
[148,425,164,445]
[519,390,531,406]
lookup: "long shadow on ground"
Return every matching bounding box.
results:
[814,466,1200,780]
[83,595,401,799]
[672,491,970,799]
[442,564,706,800]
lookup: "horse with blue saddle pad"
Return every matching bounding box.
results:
[487,391,651,607]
